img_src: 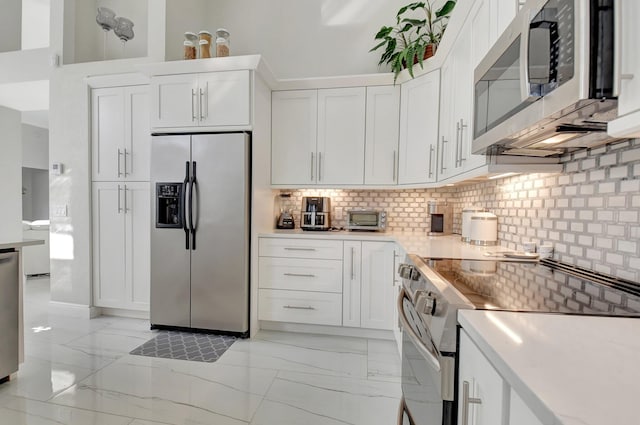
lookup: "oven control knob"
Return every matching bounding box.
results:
[398,264,420,281]
[415,291,437,316]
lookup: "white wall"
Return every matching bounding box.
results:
[0,106,23,241]
[0,0,22,53]
[22,123,49,170]
[22,168,49,221]
[165,0,409,78]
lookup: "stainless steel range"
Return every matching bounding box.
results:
[397,254,640,425]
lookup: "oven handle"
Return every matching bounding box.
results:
[519,12,542,103]
[397,396,416,425]
[397,287,441,373]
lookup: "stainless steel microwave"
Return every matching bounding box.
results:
[346,210,387,232]
[472,0,619,157]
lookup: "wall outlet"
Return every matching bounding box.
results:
[53,205,68,217]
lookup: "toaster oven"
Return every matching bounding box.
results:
[346,210,387,232]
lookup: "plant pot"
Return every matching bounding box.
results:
[404,44,436,68]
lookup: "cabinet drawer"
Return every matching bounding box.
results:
[259,238,343,260]
[258,289,342,326]
[259,257,342,293]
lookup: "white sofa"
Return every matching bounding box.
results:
[22,220,50,276]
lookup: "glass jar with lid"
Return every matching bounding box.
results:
[215,28,230,57]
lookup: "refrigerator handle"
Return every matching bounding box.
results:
[190,161,197,250]
[183,161,190,250]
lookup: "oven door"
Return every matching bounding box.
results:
[398,287,449,425]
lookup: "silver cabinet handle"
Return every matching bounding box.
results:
[621,74,635,80]
[191,89,197,121]
[440,136,447,173]
[461,380,482,425]
[310,152,315,181]
[397,287,441,372]
[123,149,129,177]
[204,84,209,119]
[459,119,467,164]
[117,185,122,213]
[392,150,397,182]
[455,121,461,168]
[318,152,323,182]
[283,305,315,310]
[284,247,316,252]
[117,149,123,177]
[123,185,129,213]
[351,247,355,280]
[199,88,205,121]
[428,145,435,178]
[283,273,316,278]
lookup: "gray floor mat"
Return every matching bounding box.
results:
[130,330,236,362]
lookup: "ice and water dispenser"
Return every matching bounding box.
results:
[156,183,183,228]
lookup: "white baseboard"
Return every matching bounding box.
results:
[259,321,394,340]
[99,307,150,320]
[48,301,101,319]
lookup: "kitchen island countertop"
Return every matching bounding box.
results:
[0,239,44,250]
[458,310,640,425]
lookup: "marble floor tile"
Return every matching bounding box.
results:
[64,327,157,357]
[263,370,401,425]
[0,396,133,425]
[250,399,348,425]
[254,330,368,355]
[50,354,277,424]
[25,340,117,371]
[223,338,368,378]
[0,356,98,402]
[367,339,403,383]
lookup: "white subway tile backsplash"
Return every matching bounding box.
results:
[621,148,640,163]
[619,211,638,222]
[598,182,616,193]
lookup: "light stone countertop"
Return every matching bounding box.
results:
[0,239,44,250]
[458,310,640,425]
[259,230,512,260]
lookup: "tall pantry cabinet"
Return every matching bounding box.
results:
[91,85,151,312]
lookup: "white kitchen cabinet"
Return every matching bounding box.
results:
[458,329,505,425]
[92,85,150,181]
[271,90,318,185]
[150,70,250,129]
[317,87,367,185]
[608,1,640,138]
[398,70,440,184]
[392,244,405,355]
[342,241,362,328]
[92,182,150,311]
[364,85,401,185]
[342,241,396,331]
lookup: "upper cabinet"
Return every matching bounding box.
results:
[150,70,251,130]
[608,1,640,138]
[271,86,396,187]
[398,70,440,184]
[92,85,150,182]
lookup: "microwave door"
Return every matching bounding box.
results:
[520,12,544,104]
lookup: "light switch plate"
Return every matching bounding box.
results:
[53,205,68,217]
[334,207,343,220]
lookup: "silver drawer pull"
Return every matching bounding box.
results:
[461,380,482,425]
[284,247,317,251]
[283,305,315,310]
[283,273,316,278]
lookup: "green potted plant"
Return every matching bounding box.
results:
[371,1,456,82]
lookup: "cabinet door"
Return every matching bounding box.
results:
[92,182,126,308]
[438,55,457,181]
[271,90,318,185]
[123,86,150,181]
[342,241,362,328]
[150,74,198,128]
[92,88,124,181]
[364,86,401,185]
[360,241,395,330]
[399,70,440,184]
[458,329,505,425]
[317,87,366,185]
[199,70,251,127]
[392,245,405,355]
[124,182,150,311]
[617,1,640,117]
[509,388,544,425]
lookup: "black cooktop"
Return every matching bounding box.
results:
[424,258,640,316]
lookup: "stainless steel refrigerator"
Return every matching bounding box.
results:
[150,132,250,336]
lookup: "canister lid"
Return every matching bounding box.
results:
[183,40,195,46]
[471,212,497,220]
[199,39,209,45]
[216,28,230,38]
[184,32,198,41]
[198,30,212,36]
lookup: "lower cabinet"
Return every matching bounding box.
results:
[343,241,396,331]
[92,182,150,311]
[258,237,397,331]
[458,328,544,425]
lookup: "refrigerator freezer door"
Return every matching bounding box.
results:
[190,133,250,333]
[150,135,191,328]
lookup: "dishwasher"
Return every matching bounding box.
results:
[0,249,19,383]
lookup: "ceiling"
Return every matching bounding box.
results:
[22,110,49,129]
[0,79,49,128]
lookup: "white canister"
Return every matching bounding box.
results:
[461,206,486,243]
[470,212,498,246]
